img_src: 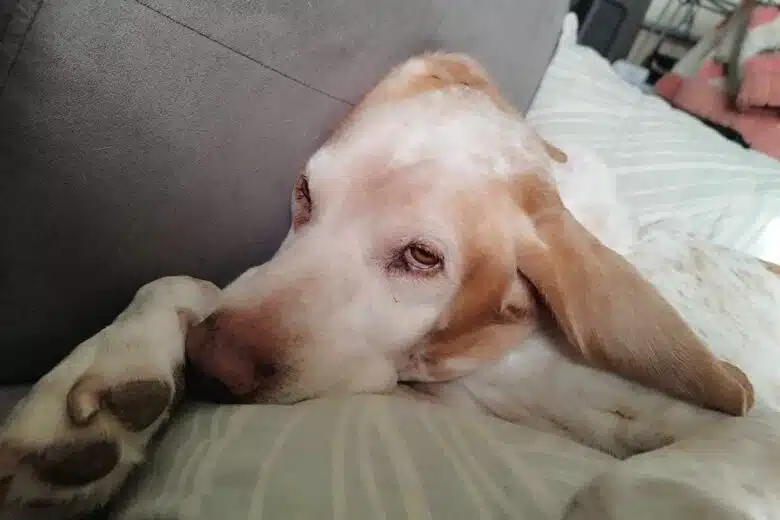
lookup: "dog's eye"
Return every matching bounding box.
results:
[293,175,312,227]
[403,244,442,271]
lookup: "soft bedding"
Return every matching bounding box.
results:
[109,397,613,520]
[566,415,780,519]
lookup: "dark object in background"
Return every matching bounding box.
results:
[643,51,679,85]
[689,112,750,148]
[572,0,653,61]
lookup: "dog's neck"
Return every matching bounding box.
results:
[396,319,573,418]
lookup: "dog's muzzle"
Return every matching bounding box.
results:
[184,312,264,403]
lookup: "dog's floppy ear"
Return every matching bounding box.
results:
[510,172,754,416]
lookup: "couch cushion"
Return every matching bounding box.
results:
[109,396,615,520]
[0,0,568,383]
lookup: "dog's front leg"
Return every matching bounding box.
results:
[0,276,220,515]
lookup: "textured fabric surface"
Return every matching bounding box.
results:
[0,0,568,383]
[565,412,780,520]
[527,15,780,260]
[109,396,614,520]
[0,0,40,79]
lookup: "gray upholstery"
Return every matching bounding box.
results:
[0,0,568,383]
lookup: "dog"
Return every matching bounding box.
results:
[1,53,779,513]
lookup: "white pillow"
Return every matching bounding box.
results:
[527,14,780,260]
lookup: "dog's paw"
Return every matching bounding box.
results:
[0,351,185,514]
[0,276,220,515]
[66,373,182,432]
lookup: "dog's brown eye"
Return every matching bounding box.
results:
[404,244,441,270]
[293,175,312,226]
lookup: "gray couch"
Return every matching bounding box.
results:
[0,0,567,384]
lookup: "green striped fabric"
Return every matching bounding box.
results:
[110,396,613,520]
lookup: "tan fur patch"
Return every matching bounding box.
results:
[506,171,755,417]
[542,141,568,163]
[363,53,514,113]
[329,52,565,179]
[404,189,537,380]
[327,53,517,147]
[761,259,780,276]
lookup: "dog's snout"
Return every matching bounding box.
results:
[184,310,285,403]
[255,359,280,380]
[184,361,241,404]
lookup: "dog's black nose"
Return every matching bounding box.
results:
[184,361,242,404]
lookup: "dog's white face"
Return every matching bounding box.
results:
[185,54,754,415]
[186,55,546,403]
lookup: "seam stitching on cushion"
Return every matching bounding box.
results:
[131,0,354,107]
[0,0,44,96]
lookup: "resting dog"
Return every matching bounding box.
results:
[2,53,779,512]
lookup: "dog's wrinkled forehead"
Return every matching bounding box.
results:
[306,87,551,187]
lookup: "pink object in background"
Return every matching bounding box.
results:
[737,6,780,110]
[654,1,780,161]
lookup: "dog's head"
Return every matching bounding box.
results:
[186,54,753,415]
